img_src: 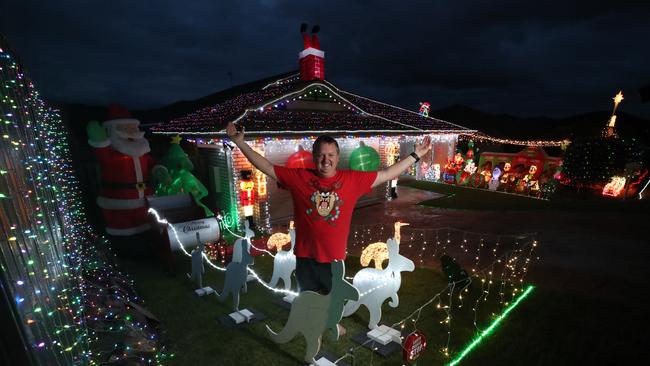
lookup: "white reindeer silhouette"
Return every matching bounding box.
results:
[344,237,414,329]
[216,221,255,311]
[266,261,358,364]
[268,222,296,290]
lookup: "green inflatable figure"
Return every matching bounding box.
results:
[158,135,213,217]
[152,165,175,196]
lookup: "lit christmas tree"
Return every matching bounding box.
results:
[602,91,623,138]
[562,91,645,190]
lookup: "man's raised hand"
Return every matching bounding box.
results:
[415,135,432,158]
[226,122,244,144]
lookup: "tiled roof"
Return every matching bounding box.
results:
[150,74,474,136]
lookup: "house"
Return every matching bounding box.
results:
[478,146,562,176]
[150,29,474,232]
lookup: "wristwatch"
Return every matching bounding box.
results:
[409,152,420,162]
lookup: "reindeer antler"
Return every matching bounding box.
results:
[394,221,410,244]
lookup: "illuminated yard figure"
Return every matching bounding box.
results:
[488,166,502,191]
[239,170,255,219]
[523,165,540,194]
[268,221,297,291]
[443,152,465,183]
[217,221,255,311]
[344,237,415,329]
[457,160,477,186]
[523,165,537,184]
[385,141,401,197]
[360,221,409,269]
[457,141,476,185]
[152,165,174,196]
[419,102,430,117]
[479,162,493,187]
[159,135,213,216]
[266,261,358,364]
[500,162,512,184]
[266,221,294,251]
[602,176,626,197]
[86,105,159,236]
[432,164,441,181]
[604,91,624,138]
[465,140,475,163]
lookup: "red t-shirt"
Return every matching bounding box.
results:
[273,165,378,263]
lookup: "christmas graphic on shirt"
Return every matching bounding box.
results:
[305,178,344,224]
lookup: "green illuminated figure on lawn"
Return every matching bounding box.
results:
[154,135,213,217]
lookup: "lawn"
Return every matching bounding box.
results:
[114,182,649,365]
[454,286,644,365]
[119,253,534,366]
[400,180,650,212]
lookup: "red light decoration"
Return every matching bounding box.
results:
[602,176,626,197]
[286,146,316,169]
[239,179,255,216]
[419,102,430,117]
[403,330,427,363]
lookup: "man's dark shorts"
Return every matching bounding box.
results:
[296,257,332,295]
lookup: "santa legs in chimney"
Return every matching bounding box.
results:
[300,23,320,49]
[299,23,325,80]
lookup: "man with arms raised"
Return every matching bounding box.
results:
[226,122,431,294]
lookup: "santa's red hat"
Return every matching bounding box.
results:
[103,104,140,130]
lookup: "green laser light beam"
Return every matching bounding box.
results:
[448,285,534,366]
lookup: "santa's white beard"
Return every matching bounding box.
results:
[111,135,151,157]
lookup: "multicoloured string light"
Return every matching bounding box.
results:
[459,132,570,147]
[339,223,539,363]
[1,38,169,366]
[1,38,92,365]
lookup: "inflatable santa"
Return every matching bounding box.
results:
[87,105,158,236]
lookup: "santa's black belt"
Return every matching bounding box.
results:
[102,181,150,190]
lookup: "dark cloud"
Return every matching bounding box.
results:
[2,0,649,118]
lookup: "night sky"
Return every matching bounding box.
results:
[2,0,649,118]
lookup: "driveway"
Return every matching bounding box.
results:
[351,185,649,306]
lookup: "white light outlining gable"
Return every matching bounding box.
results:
[224,81,460,135]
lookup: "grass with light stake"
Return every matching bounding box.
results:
[119,251,537,366]
[401,180,650,212]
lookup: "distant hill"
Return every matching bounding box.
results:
[433,105,650,143]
